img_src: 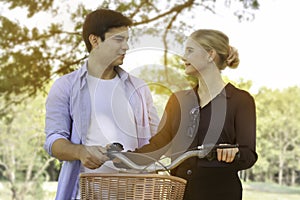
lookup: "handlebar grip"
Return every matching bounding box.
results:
[205,144,239,161]
[107,142,124,152]
[213,144,239,149]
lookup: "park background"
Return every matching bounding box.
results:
[1,0,300,199]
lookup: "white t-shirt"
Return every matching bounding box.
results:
[83,74,138,173]
[77,74,139,199]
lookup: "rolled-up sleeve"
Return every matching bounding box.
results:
[44,78,72,156]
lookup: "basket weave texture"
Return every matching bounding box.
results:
[80,173,187,200]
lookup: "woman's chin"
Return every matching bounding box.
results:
[185,68,196,76]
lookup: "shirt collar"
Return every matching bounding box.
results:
[222,83,235,99]
[114,66,129,81]
[192,82,234,99]
[80,61,88,77]
[79,60,129,88]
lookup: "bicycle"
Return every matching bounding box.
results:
[80,143,238,200]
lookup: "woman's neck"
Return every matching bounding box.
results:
[197,65,226,108]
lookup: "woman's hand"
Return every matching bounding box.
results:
[216,144,239,163]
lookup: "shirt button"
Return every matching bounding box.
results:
[187,170,192,175]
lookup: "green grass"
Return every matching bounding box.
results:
[0,182,57,200]
[243,182,300,200]
[1,181,300,200]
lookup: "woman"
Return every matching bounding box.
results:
[131,29,258,200]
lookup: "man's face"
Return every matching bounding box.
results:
[91,26,129,68]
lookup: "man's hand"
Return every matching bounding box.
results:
[216,144,239,163]
[79,146,109,169]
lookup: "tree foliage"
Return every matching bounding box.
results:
[0,94,55,199]
[0,0,259,115]
[253,87,300,185]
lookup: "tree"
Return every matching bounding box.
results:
[0,0,260,115]
[254,86,300,185]
[0,94,55,200]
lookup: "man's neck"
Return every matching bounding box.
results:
[100,67,117,79]
[87,58,117,79]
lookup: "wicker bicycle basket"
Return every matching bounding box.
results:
[80,173,187,200]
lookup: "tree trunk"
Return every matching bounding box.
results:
[278,154,284,185]
[291,169,296,186]
[11,185,17,200]
[238,170,247,182]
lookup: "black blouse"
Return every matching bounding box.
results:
[135,83,257,172]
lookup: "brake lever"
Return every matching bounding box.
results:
[106,142,124,160]
[107,142,124,152]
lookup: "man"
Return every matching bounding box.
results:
[44,9,159,199]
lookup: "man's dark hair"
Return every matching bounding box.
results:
[82,9,132,52]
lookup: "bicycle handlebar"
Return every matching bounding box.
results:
[106,143,239,173]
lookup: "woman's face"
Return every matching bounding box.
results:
[182,37,210,76]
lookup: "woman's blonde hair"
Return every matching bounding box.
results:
[190,29,239,70]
